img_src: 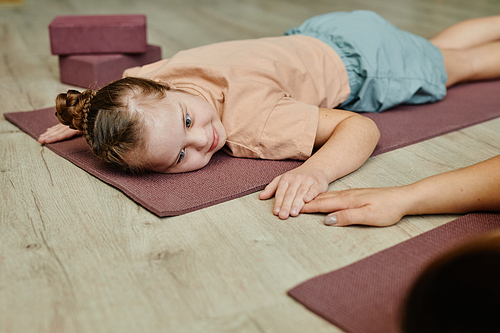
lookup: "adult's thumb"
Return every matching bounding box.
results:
[324,209,370,227]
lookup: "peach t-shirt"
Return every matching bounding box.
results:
[125,35,350,160]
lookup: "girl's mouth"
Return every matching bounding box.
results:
[208,125,219,152]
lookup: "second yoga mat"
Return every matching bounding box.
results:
[287,212,500,333]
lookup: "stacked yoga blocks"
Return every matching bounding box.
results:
[49,14,161,89]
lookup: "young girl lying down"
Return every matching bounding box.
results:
[39,11,500,219]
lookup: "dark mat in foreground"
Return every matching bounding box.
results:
[5,80,500,216]
[288,213,500,333]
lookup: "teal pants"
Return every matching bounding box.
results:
[286,10,448,112]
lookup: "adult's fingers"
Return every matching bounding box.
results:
[301,191,348,213]
[324,207,401,227]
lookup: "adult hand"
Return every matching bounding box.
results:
[301,187,409,227]
[38,123,81,144]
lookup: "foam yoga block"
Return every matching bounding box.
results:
[59,44,162,89]
[49,14,147,55]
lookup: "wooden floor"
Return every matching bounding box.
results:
[1,0,500,332]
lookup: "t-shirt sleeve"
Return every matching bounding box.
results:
[223,96,318,161]
[122,59,170,79]
[258,96,318,160]
[122,66,141,77]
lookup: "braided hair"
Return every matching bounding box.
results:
[55,77,169,172]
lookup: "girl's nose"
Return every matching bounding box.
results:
[189,129,209,151]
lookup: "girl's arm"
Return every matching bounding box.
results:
[259,108,380,219]
[38,123,81,144]
[301,155,500,227]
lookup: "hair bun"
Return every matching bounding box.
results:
[55,89,95,131]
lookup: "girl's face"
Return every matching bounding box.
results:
[142,90,226,173]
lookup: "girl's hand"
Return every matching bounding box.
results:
[301,187,409,227]
[259,165,329,220]
[259,108,380,221]
[38,124,81,144]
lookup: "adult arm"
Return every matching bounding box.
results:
[259,108,380,219]
[301,155,500,227]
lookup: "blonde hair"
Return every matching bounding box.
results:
[55,77,169,172]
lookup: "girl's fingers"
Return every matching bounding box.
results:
[289,182,317,217]
[274,181,293,217]
[260,171,329,219]
[259,176,280,200]
[38,125,80,144]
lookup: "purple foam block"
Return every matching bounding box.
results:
[58,44,162,89]
[49,14,147,55]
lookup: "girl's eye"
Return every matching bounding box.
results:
[185,114,192,128]
[178,149,185,163]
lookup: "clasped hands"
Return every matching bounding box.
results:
[260,165,408,227]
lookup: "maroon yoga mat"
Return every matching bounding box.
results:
[5,80,500,216]
[287,212,500,333]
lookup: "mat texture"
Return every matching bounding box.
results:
[288,212,500,333]
[5,80,500,216]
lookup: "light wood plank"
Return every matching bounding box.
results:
[1,1,500,332]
